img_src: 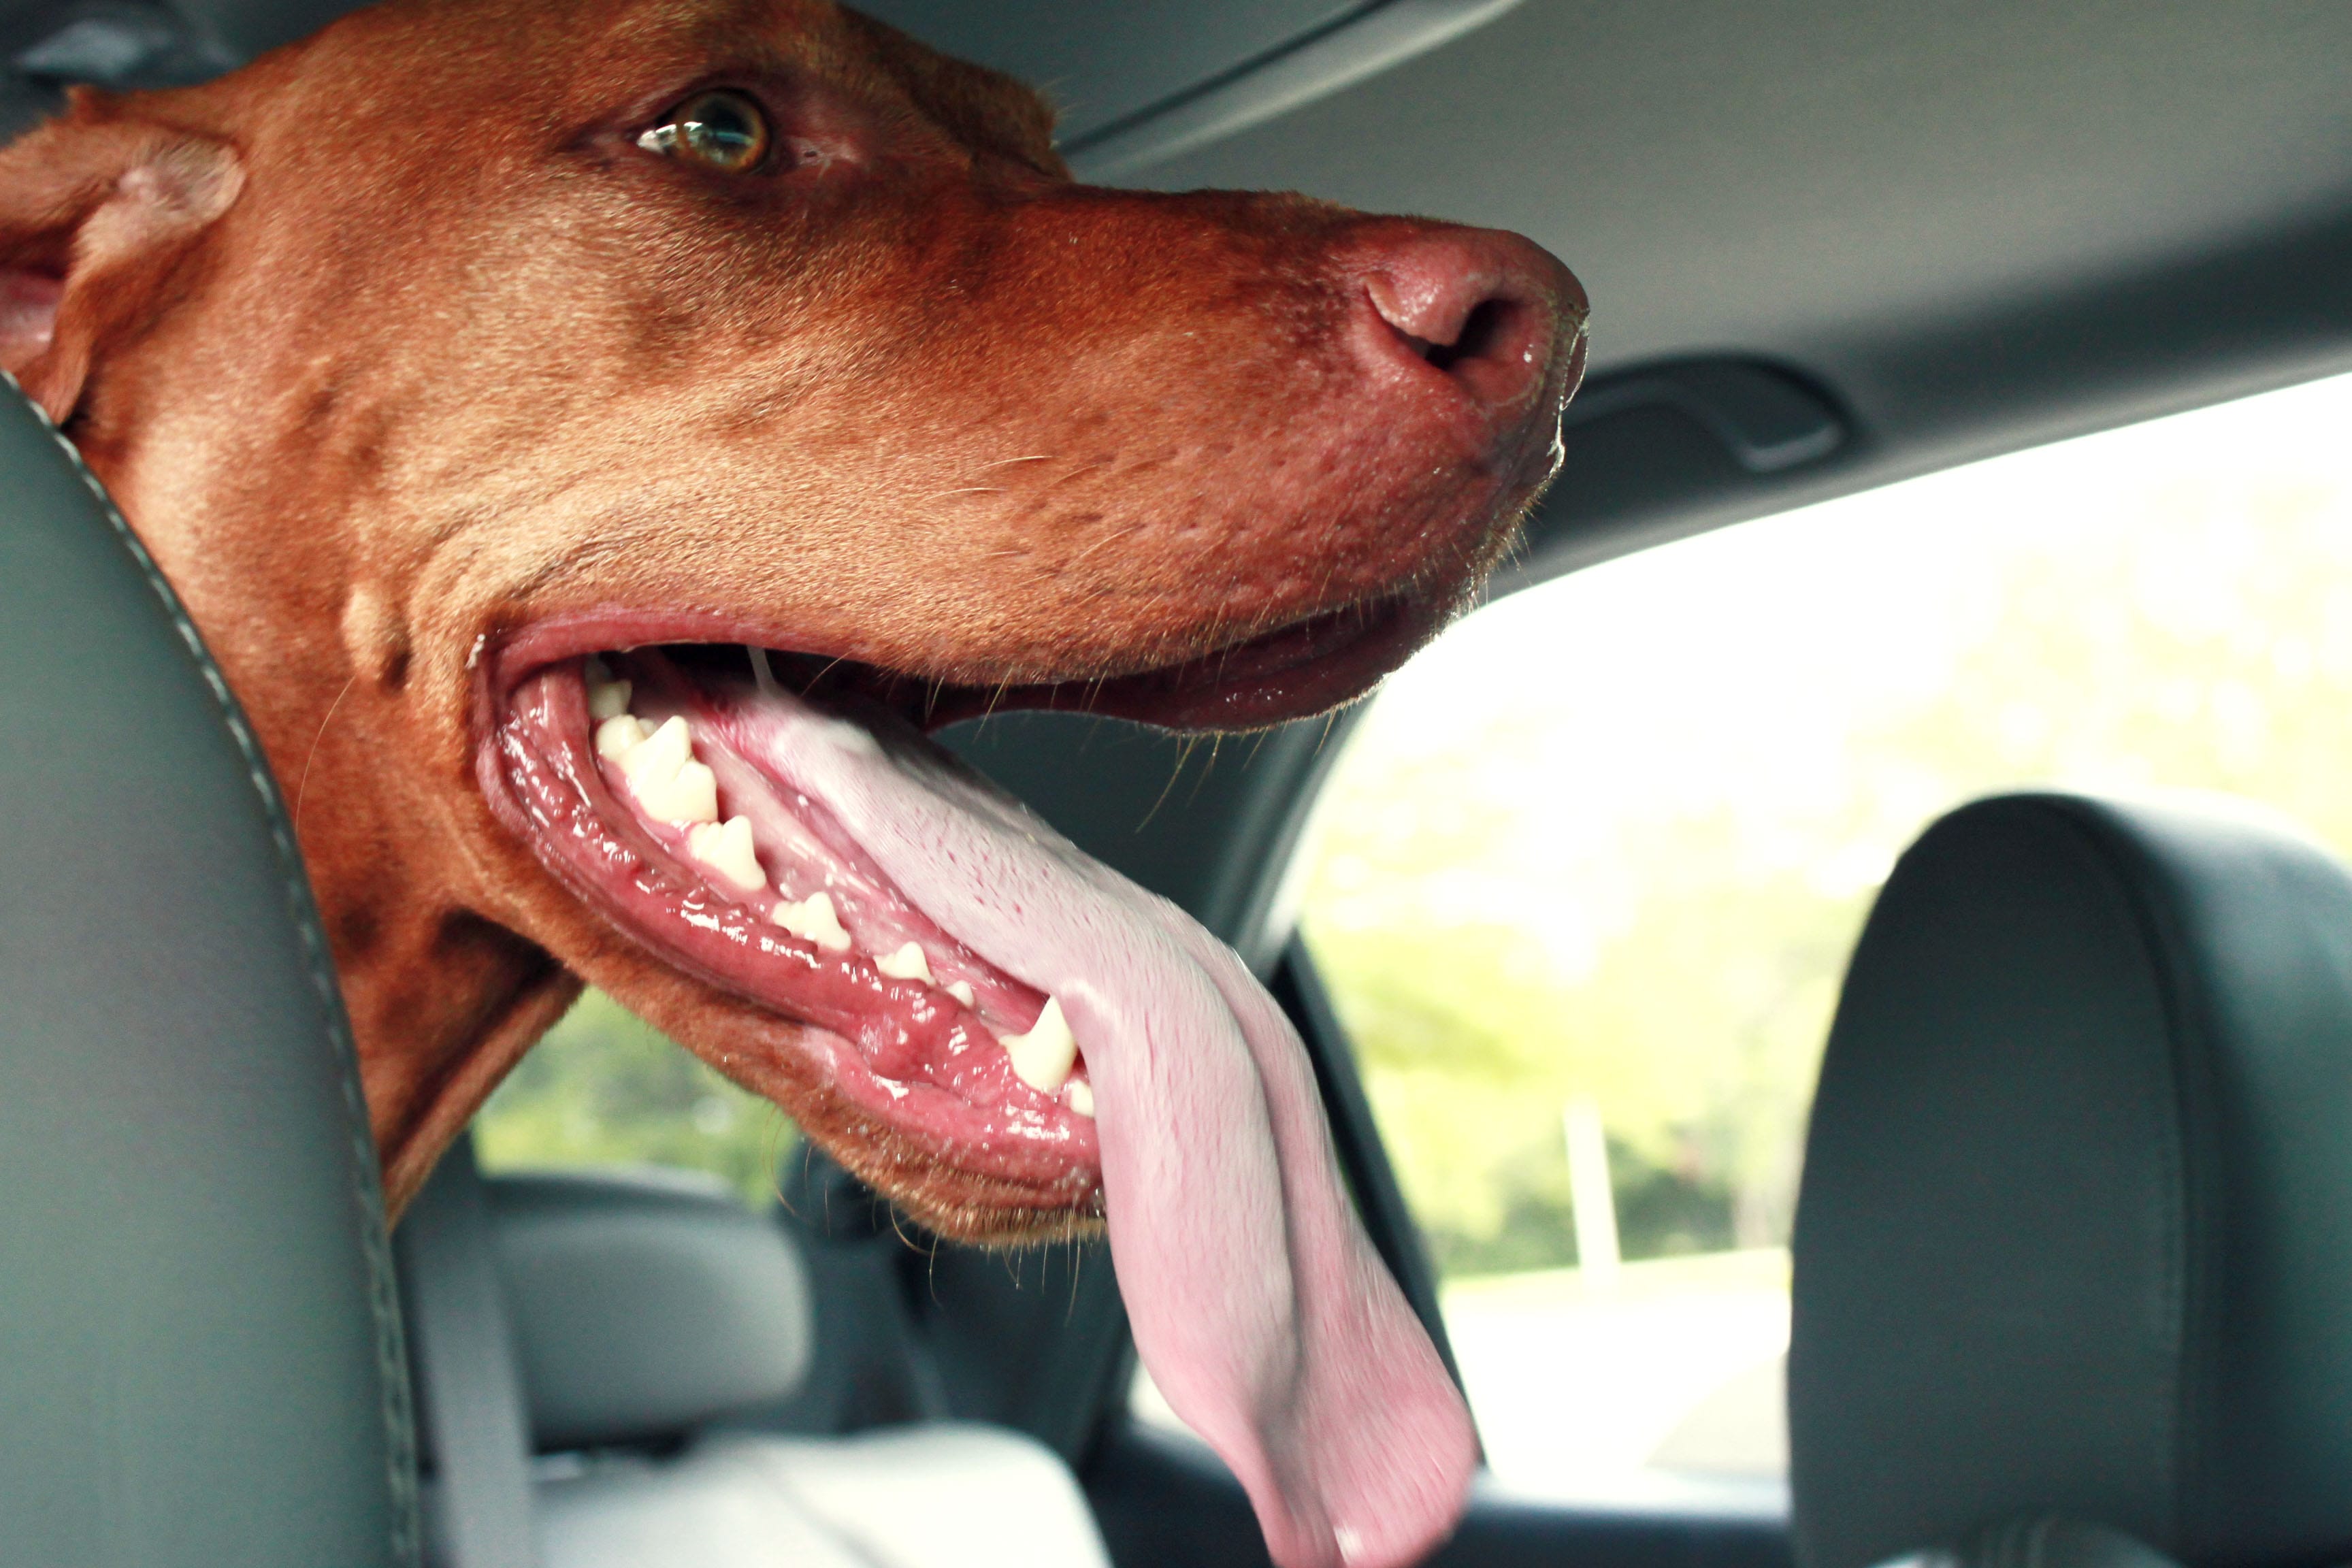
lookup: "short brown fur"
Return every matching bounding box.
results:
[0,0,1582,1224]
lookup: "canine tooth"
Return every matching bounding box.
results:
[587,677,634,721]
[770,891,852,953]
[686,815,765,892]
[670,761,720,823]
[621,717,719,823]
[947,981,976,1007]
[1001,996,1079,1094]
[634,758,719,824]
[1066,1081,1094,1119]
[621,714,691,781]
[595,714,652,759]
[876,941,933,983]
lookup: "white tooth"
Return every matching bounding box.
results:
[587,676,634,721]
[770,890,851,953]
[621,714,691,783]
[947,981,976,1007]
[875,941,933,983]
[621,717,718,823]
[1066,1081,1094,1118]
[635,759,718,823]
[687,815,765,892]
[1000,996,1079,1095]
[672,761,720,823]
[595,714,652,759]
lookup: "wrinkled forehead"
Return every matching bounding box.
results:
[254,0,1060,171]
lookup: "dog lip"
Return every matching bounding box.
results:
[478,590,1440,740]
[948,592,1446,730]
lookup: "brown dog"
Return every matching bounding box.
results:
[0,2,1584,1563]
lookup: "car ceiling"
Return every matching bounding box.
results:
[1136,1,2352,500]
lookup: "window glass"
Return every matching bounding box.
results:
[474,988,795,1205]
[1281,370,2352,1504]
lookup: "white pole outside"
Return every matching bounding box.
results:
[1563,1094,1622,1292]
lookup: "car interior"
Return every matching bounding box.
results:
[4,2,2351,1567]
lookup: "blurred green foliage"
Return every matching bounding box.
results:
[474,987,796,1205]
[1303,391,2352,1279]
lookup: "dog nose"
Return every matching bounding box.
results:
[1360,227,1587,416]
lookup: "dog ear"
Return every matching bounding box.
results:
[0,90,243,423]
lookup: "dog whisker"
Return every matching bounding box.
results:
[293,674,361,838]
[1037,459,1113,493]
[1064,519,1147,569]
[1136,736,1196,830]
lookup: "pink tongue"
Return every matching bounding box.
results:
[732,691,1475,1568]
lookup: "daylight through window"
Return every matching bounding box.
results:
[1289,369,2352,1503]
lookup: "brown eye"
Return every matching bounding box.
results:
[638,90,771,173]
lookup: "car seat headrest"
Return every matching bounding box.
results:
[484,1168,815,1450]
[1882,1517,2183,1568]
[0,382,416,1562]
[1790,793,2352,1568]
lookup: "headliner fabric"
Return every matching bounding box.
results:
[0,380,418,1563]
[1789,793,2352,1568]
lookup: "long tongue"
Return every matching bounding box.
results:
[731,691,1475,1568]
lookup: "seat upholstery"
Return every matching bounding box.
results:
[1876,1518,2186,1568]
[0,385,417,1561]
[536,1426,1115,1568]
[489,1169,817,1451]
[478,1166,1112,1568]
[1789,793,2352,1568]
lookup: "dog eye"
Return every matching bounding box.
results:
[638,90,772,173]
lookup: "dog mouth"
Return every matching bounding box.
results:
[493,642,1105,1223]
[479,595,1432,1227]
[478,594,1476,1568]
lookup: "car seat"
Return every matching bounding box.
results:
[0,382,418,1561]
[1788,793,2352,1567]
[400,1142,1113,1568]
[0,366,1108,1568]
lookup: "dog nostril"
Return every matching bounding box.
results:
[1360,227,1582,410]
[1420,298,1512,372]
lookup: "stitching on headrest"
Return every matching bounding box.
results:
[6,372,423,1568]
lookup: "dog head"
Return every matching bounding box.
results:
[0,3,1585,1563]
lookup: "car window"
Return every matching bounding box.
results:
[474,987,795,1205]
[1132,369,2352,1506]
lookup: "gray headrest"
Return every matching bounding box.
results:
[485,1169,815,1450]
[0,385,415,1561]
[1791,794,2352,1568]
[1886,1518,2183,1568]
